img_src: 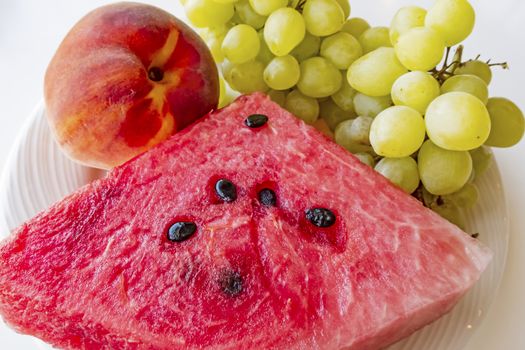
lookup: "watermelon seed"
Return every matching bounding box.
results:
[258,188,277,206]
[220,271,243,296]
[215,179,238,202]
[167,222,197,242]
[245,114,269,128]
[306,208,336,228]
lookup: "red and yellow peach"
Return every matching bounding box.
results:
[45,2,219,169]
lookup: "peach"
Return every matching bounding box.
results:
[44,2,219,169]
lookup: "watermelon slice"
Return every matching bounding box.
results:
[0,93,491,349]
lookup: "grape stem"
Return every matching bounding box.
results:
[431,46,463,84]
[430,45,509,83]
[442,47,451,68]
[472,55,509,69]
[487,61,509,69]
[295,0,307,12]
[412,184,430,207]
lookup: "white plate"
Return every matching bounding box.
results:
[0,103,510,350]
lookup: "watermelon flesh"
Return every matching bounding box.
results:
[0,93,491,349]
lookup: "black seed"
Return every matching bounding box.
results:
[220,271,243,296]
[215,179,237,202]
[148,67,164,82]
[305,208,336,228]
[258,188,277,207]
[167,222,197,242]
[245,114,268,128]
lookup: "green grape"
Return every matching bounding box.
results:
[426,92,491,151]
[341,17,370,38]
[335,119,374,154]
[297,57,342,98]
[290,33,321,62]
[256,30,274,65]
[395,27,445,71]
[263,55,300,90]
[320,99,355,131]
[484,97,525,147]
[234,0,267,29]
[198,24,229,39]
[221,59,235,79]
[267,89,287,107]
[353,93,392,118]
[391,71,440,114]
[198,26,228,63]
[348,116,373,145]
[375,157,420,194]
[425,0,475,46]
[264,8,305,56]
[441,74,489,104]
[284,89,319,124]
[466,167,476,184]
[213,0,239,2]
[354,152,375,167]
[218,76,226,106]
[469,146,492,177]
[249,0,287,16]
[389,6,427,44]
[418,140,473,195]
[347,47,408,97]
[358,27,392,54]
[221,24,260,64]
[184,0,234,28]
[218,76,235,108]
[431,202,466,229]
[444,183,479,208]
[334,0,351,19]
[432,202,468,229]
[370,106,425,157]
[331,78,357,112]
[320,32,362,70]
[455,60,492,85]
[226,60,268,93]
[303,0,345,37]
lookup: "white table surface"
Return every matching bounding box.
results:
[0,1,524,349]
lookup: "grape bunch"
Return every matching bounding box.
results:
[181,0,525,230]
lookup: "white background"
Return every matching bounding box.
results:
[0,0,523,349]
